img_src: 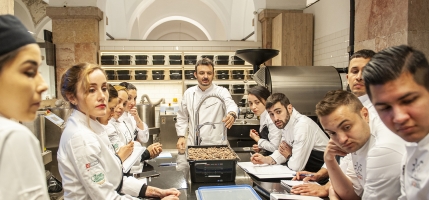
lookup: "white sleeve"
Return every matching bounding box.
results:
[221,88,238,116]
[175,91,190,137]
[258,124,282,152]
[121,176,146,197]
[107,123,124,153]
[270,150,287,164]
[0,128,50,199]
[361,145,404,200]
[66,134,136,200]
[135,122,149,143]
[344,156,363,197]
[286,125,316,171]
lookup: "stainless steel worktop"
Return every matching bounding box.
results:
[139,149,265,200]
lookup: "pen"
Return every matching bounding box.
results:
[159,162,177,167]
[292,173,314,177]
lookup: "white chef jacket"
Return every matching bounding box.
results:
[270,108,328,171]
[334,95,405,199]
[175,84,238,146]
[398,133,429,200]
[0,116,49,200]
[257,110,282,152]
[119,112,149,144]
[109,118,135,150]
[58,110,141,199]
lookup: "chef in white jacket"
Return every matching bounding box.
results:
[119,82,150,144]
[363,45,429,200]
[247,86,281,155]
[0,15,49,200]
[315,90,405,200]
[251,93,328,173]
[57,63,180,200]
[176,58,238,148]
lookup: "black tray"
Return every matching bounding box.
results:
[231,60,245,65]
[233,89,245,94]
[117,74,131,80]
[101,55,115,60]
[217,74,229,80]
[135,70,147,75]
[169,70,182,75]
[135,55,148,59]
[101,60,115,65]
[185,74,195,80]
[215,55,229,60]
[135,59,148,65]
[185,59,197,65]
[116,70,130,75]
[152,74,165,80]
[118,55,131,60]
[232,70,244,74]
[135,74,147,80]
[153,55,165,59]
[215,60,229,65]
[105,70,116,80]
[184,70,195,75]
[152,59,165,65]
[233,84,245,89]
[231,56,244,61]
[186,145,239,183]
[152,70,164,74]
[169,55,181,60]
[185,55,197,60]
[217,70,229,75]
[169,74,182,80]
[118,60,131,65]
[169,60,182,65]
[232,74,245,80]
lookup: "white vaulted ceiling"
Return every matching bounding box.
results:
[18,0,308,41]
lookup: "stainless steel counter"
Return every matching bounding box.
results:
[139,149,290,200]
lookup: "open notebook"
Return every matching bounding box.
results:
[237,162,296,179]
[122,146,146,173]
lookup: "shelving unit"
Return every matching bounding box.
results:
[99,50,256,94]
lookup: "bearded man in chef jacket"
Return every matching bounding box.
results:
[176,58,238,149]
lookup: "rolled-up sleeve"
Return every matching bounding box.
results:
[135,122,149,143]
[258,123,282,152]
[221,88,238,116]
[286,125,315,171]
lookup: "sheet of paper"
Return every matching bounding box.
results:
[123,146,146,173]
[237,162,296,178]
[157,152,173,158]
[270,193,323,200]
[281,180,320,187]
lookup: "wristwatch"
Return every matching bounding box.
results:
[228,112,237,120]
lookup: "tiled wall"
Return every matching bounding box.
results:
[313,28,350,90]
[129,83,183,128]
[314,28,350,69]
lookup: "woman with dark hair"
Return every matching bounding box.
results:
[118,82,150,144]
[57,63,179,199]
[247,86,281,155]
[0,15,49,199]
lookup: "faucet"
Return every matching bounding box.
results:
[194,93,227,146]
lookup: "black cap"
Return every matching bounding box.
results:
[0,14,36,56]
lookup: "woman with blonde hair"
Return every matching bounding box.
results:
[57,63,179,199]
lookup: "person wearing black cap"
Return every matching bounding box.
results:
[0,15,49,199]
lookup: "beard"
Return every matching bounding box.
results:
[274,111,291,129]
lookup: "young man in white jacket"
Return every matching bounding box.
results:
[363,45,429,200]
[176,58,238,148]
[251,93,329,173]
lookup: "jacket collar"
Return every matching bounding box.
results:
[283,108,299,131]
[71,109,105,134]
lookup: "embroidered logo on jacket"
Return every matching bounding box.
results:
[410,158,424,188]
[91,173,105,185]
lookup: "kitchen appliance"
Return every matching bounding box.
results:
[186,145,240,183]
[235,49,342,117]
[159,113,178,149]
[137,95,163,145]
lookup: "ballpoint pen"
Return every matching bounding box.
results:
[293,173,314,177]
[159,162,177,167]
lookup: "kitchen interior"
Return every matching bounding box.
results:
[8,0,429,199]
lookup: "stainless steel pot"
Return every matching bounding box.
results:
[136,103,155,128]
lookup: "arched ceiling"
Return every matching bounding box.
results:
[146,20,208,41]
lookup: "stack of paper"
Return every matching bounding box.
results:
[123,146,146,173]
[281,180,320,187]
[237,162,296,179]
